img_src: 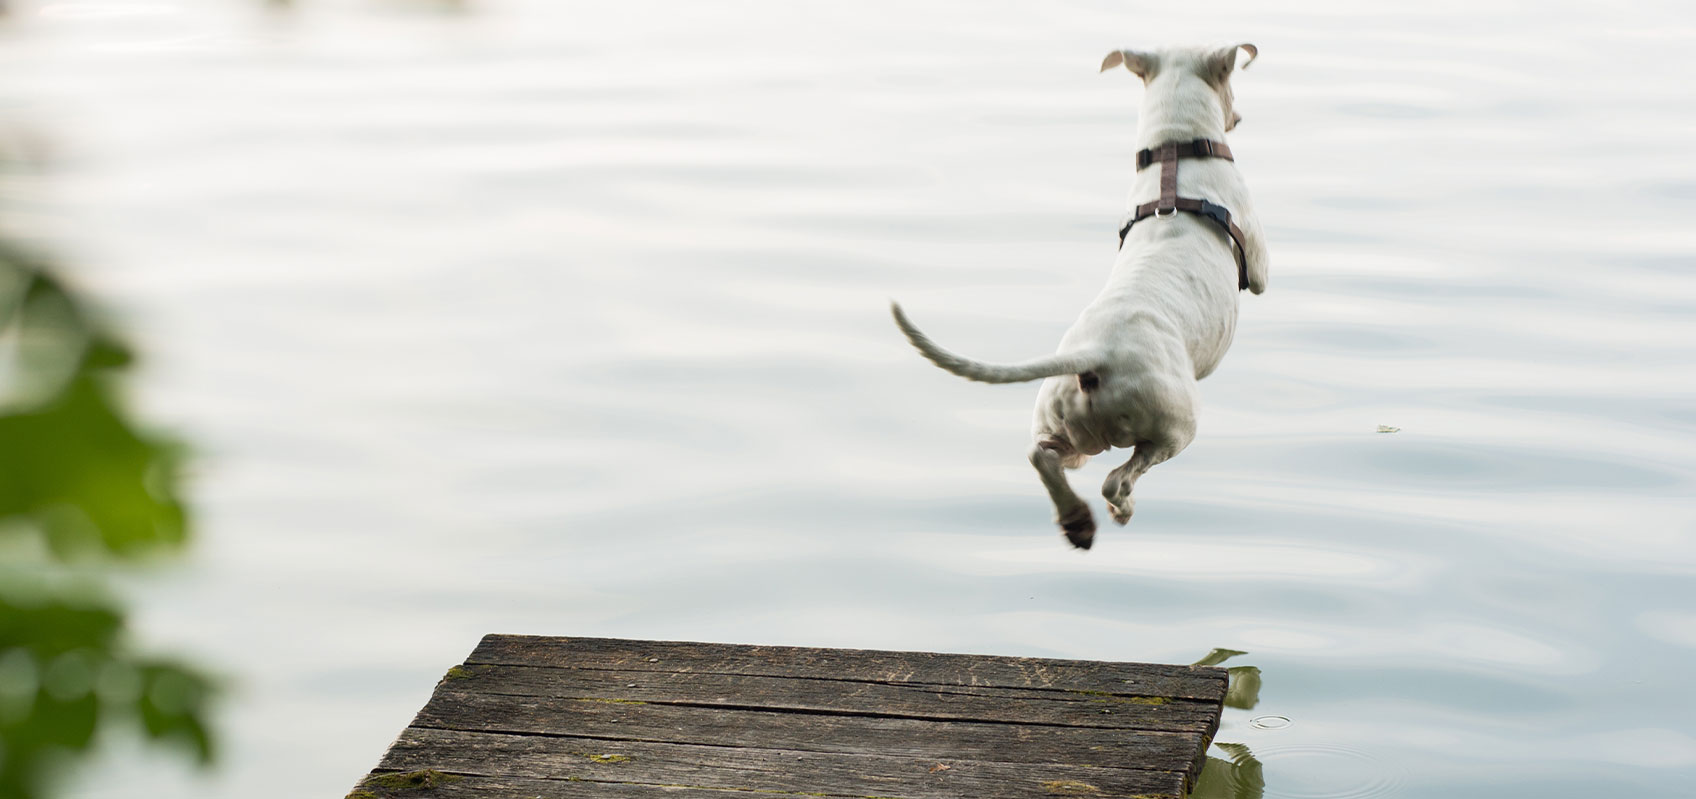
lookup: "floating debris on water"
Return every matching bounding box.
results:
[1376,425,1400,433]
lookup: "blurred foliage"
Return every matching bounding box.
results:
[1,234,215,798]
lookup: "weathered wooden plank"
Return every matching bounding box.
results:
[352,772,1179,799]
[353,636,1228,799]
[412,688,1205,771]
[441,662,1221,733]
[375,726,1191,799]
[354,774,822,799]
[469,635,1227,702]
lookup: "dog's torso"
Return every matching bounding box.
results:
[1034,137,1264,457]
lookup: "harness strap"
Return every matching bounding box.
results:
[1119,138,1250,291]
[1157,142,1179,214]
[1135,139,1234,170]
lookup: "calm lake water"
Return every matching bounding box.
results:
[4,1,1696,797]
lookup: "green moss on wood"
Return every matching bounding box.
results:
[1069,689,1115,698]
[356,770,462,796]
[442,666,477,681]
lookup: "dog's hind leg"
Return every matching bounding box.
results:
[1102,422,1196,525]
[1030,438,1096,549]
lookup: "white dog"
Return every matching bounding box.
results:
[891,44,1269,549]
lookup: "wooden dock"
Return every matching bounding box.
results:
[348,635,1229,799]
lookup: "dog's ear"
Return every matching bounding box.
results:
[1208,43,1257,81]
[1100,49,1154,79]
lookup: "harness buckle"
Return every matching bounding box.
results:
[1192,139,1213,157]
[1197,199,1230,227]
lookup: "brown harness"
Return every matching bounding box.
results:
[1116,139,1251,291]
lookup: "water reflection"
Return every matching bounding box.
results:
[1193,648,1262,710]
[1187,651,1404,799]
[1190,649,1265,799]
[1192,742,1267,799]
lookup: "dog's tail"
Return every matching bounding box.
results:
[890,301,1101,384]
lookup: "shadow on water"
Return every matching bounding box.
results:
[1188,648,1266,799]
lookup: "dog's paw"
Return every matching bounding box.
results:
[1058,508,1096,550]
[1108,499,1134,526]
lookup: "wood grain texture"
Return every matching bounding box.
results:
[470,635,1228,701]
[443,663,1222,733]
[377,727,1189,799]
[412,689,1205,769]
[349,635,1228,799]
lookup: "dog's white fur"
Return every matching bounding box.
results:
[892,44,1269,549]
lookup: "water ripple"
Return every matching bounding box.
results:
[1255,744,1408,799]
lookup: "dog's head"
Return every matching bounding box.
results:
[1100,44,1257,132]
